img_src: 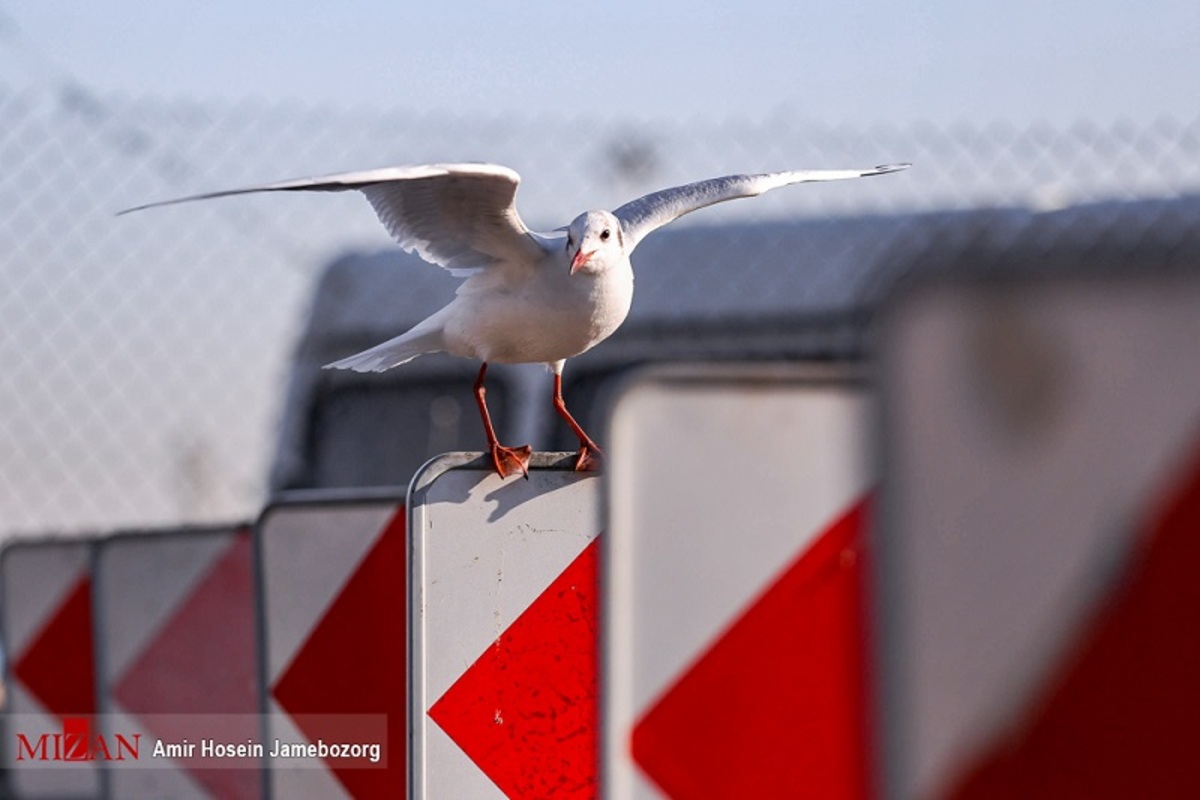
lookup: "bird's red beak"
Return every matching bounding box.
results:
[570,249,595,275]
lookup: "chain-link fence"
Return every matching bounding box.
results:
[2,83,1198,537]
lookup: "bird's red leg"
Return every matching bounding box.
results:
[552,373,603,471]
[474,362,532,478]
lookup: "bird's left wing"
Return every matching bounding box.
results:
[119,163,549,275]
[613,163,911,251]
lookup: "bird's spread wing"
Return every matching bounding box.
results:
[119,163,548,276]
[612,163,911,250]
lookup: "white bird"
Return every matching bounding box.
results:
[121,161,910,478]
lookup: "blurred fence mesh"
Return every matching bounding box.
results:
[2,83,1198,536]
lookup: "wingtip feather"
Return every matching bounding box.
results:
[867,162,913,176]
[322,357,389,373]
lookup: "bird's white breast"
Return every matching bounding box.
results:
[442,255,634,365]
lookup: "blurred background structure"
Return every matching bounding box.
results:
[2,1,1199,537]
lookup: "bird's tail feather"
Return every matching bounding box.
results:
[323,326,445,373]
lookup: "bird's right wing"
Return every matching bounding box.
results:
[613,163,910,251]
[120,163,549,276]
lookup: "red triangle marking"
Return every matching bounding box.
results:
[13,573,97,717]
[272,507,406,799]
[631,498,872,800]
[112,530,259,800]
[429,536,600,800]
[948,436,1200,800]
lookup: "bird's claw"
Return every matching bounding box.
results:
[490,443,533,479]
[574,443,604,472]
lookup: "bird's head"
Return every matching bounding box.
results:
[566,210,624,276]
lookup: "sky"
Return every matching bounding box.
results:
[1,0,1197,125]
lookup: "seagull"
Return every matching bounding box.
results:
[121,161,910,478]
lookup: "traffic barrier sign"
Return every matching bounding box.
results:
[257,490,406,799]
[877,266,1200,799]
[93,525,259,799]
[604,364,873,799]
[1,537,100,799]
[409,453,601,799]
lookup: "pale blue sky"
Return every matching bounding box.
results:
[2,1,1197,124]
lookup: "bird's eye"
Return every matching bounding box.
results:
[600,229,611,241]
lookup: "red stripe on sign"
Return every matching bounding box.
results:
[632,498,872,800]
[947,438,1200,800]
[430,536,599,799]
[13,573,96,717]
[272,507,407,799]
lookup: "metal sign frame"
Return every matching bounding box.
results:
[254,487,408,800]
[602,361,872,800]
[874,258,1200,800]
[407,451,601,799]
[0,535,101,800]
[90,523,256,800]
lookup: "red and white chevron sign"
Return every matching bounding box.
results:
[1,538,100,799]
[409,454,602,799]
[878,268,1200,800]
[604,365,874,800]
[92,525,259,800]
[257,493,406,799]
